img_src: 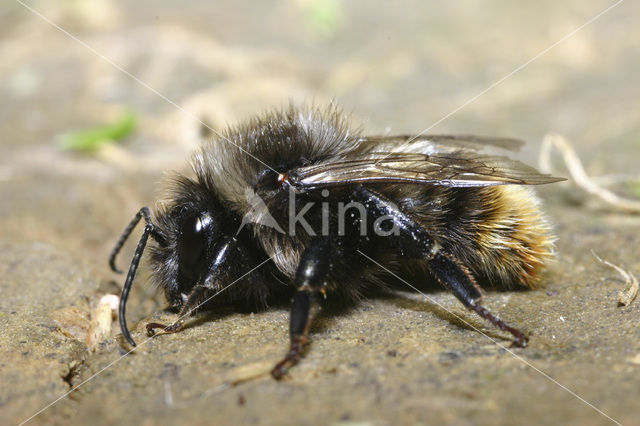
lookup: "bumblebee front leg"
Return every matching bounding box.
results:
[271,237,337,380]
[146,285,208,337]
[145,237,249,339]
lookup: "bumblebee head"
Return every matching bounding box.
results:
[111,177,231,347]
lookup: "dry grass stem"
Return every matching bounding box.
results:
[539,133,640,213]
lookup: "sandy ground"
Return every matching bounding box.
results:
[1,1,639,425]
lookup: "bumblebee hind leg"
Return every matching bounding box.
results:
[427,250,529,347]
[358,187,529,348]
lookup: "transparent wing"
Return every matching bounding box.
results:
[289,135,564,189]
[353,134,525,154]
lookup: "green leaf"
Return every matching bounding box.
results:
[58,109,137,152]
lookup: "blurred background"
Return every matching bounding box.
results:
[1,1,639,425]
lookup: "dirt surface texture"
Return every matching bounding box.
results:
[1,1,639,425]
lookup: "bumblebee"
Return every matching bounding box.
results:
[109,105,563,379]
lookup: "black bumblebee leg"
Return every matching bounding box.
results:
[427,251,529,347]
[109,207,167,274]
[271,237,336,380]
[357,187,529,347]
[145,320,184,336]
[271,291,315,380]
[146,285,208,337]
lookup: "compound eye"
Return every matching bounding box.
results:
[177,212,212,274]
